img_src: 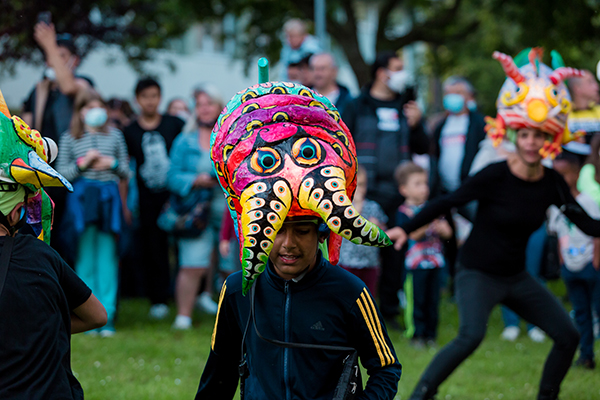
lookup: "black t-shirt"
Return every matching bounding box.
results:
[23,87,59,143]
[401,161,600,276]
[0,235,91,399]
[123,115,184,223]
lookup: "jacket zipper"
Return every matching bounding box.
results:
[284,281,291,400]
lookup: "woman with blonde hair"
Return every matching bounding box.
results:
[56,88,130,336]
[167,84,233,330]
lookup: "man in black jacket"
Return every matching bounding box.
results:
[429,76,486,204]
[342,51,429,326]
[195,218,402,399]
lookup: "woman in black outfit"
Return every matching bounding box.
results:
[388,126,600,400]
[388,51,600,400]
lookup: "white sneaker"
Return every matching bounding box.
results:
[99,329,115,338]
[501,326,520,341]
[172,315,192,330]
[196,293,218,315]
[149,303,169,320]
[528,327,546,343]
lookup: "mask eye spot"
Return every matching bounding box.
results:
[243,103,260,114]
[242,91,258,102]
[270,86,288,94]
[299,88,313,98]
[223,145,234,161]
[327,110,340,122]
[246,120,264,133]
[250,148,281,174]
[273,112,289,123]
[292,138,322,166]
[332,143,344,158]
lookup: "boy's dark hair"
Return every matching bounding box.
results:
[135,78,161,96]
[394,161,426,187]
[289,54,312,69]
[555,149,584,169]
[55,33,77,57]
[371,51,398,81]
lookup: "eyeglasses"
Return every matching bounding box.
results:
[0,182,19,192]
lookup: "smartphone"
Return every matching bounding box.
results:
[37,11,52,25]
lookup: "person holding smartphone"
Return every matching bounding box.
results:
[21,15,94,265]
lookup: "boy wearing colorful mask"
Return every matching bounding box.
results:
[196,80,401,399]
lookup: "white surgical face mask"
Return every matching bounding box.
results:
[85,107,108,128]
[387,70,413,94]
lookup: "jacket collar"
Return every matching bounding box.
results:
[263,250,328,292]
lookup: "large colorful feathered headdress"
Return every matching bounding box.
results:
[0,89,72,242]
[485,48,584,158]
[211,61,391,294]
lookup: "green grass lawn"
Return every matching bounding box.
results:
[72,288,600,400]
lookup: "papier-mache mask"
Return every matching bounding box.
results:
[485,48,584,159]
[0,89,72,242]
[211,79,391,294]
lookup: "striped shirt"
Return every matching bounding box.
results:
[56,127,130,183]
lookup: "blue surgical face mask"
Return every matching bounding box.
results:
[467,100,477,111]
[443,94,465,114]
[85,107,108,128]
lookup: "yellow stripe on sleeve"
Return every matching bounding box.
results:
[211,281,228,351]
[359,291,394,366]
[362,289,395,364]
[356,295,386,366]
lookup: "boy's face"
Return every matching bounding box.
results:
[354,170,367,202]
[400,172,429,204]
[269,220,325,280]
[553,159,580,190]
[136,86,161,116]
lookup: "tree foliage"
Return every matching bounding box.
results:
[0,0,195,71]
[2,0,600,112]
[427,0,600,115]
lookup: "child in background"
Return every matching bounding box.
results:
[395,162,452,347]
[338,166,387,295]
[56,89,131,337]
[549,150,600,369]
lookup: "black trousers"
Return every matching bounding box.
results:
[139,221,171,305]
[378,204,405,318]
[405,268,442,340]
[416,267,579,397]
